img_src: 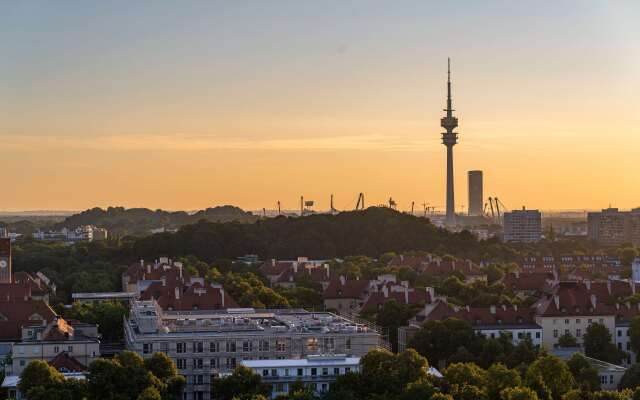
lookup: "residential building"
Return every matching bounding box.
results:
[242,355,361,398]
[398,301,543,353]
[258,257,328,286]
[7,316,100,375]
[0,238,11,283]
[32,225,108,243]
[124,300,382,400]
[588,208,640,246]
[323,276,371,313]
[2,372,86,400]
[503,208,542,243]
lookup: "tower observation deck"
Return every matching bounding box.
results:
[441,58,459,225]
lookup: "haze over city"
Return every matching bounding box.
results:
[2,1,639,212]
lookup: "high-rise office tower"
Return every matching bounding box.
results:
[503,208,542,243]
[468,170,483,216]
[440,58,459,225]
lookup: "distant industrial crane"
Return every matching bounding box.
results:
[330,194,338,214]
[277,201,281,215]
[355,193,365,211]
[410,201,415,215]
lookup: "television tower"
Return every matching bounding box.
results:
[441,58,459,225]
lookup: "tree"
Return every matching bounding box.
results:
[18,360,64,396]
[566,353,600,392]
[525,355,574,400]
[443,362,488,389]
[628,316,640,355]
[504,337,538,371]
[619,363,640,390]
[486,363,521,400]
[212,365,270,400]
[138,387,162,400]
[619,247,639,267]
[409,318,477,368]
[583,323,624,364]
[557,333,578,348]
[499,387,540,400]
[431,394,455,400]
[375,299,414,352]
[144,352,177,381]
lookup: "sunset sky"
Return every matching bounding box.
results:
[1,1,639,212]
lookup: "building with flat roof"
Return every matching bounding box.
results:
[503,208,542,243]
[124,300,382,400]
[588,208,640,246]
[467,170,483,216]
[242,355,360,398]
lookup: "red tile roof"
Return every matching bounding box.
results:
[417,300,539,328]
[140,281,237,311]
[323,278,370,299]
[0,300,56,341]
[535,281,618,317]
[360,288,432,314]
[49,351,86,372]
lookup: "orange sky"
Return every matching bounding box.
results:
[1,2,639,212]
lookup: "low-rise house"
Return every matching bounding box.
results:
[259,257,328,286]
[360,285,434,315]
[273,263,333,290]
[502,271,556,298]
[398,300,543,353]
[7,316,100,375]
[2,372,86,400]
[323,276,371,313]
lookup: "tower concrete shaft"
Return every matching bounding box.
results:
[440,58,458,225]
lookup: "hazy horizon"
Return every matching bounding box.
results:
[2,1,639,212]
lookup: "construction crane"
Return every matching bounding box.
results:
[355,193,365,210]
[330,194,338,214]
[488,197,496,222]
[277,201,281,215]
[410,201,415,215]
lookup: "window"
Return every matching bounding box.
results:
[53,345,59,353]
[284,368,289,376]
[259,340,270,352]
[67,346,73,353]
[193,358,203,369]
[576,329,582,337]
[324,338,335,352]
[262,369,269,377]
[143,343,153,354]
[321,383,328,392]
[271,369,277,377]
[177,342,187,354]
[517,332,523,339]
[526,332,531,338]
[553,329,558,338]
[345,367,351,373]
[565,319,570,324]
[346,338,351,351]
[628,343,631,351]
[210,342,219,353]
[210,358,218,368]
[160,342,169,353]
[618,330,622,337]
[322,368,328,376]
[193,342,204,353]
[576,319,581,324]
[242,341,253,352]
[599,318,604,324]
[276,339,286,352]
[588,319,593,324]
[226,358,236,368]
[564,329,569,335]
[196,375,204,385]
[297,368,303,376]
[618,343,623,350]
[177,358,187,369]
[311,368,317,376]
[226,341,237,353]
[334,368,340,375]
[536,332,541,339]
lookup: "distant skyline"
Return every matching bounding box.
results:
[1,1,639,212]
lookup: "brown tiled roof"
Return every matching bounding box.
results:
[140,281,238,311]
[360,288,432,314]
[275,266,333,284]
[49,351,86,372]
[259,260,295,276]
[502,272,554,292]
[12,272,46,295]
[535,281,618,317]
[0,300,56,341]
[417,300,539,328]
[323,278,370,299]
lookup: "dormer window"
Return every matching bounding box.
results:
[516,317,524,324]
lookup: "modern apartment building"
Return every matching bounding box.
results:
[588,208,640,246]
[503,208,542,243]
[124,300,382,400]
[242,355,360,398]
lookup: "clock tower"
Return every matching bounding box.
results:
[0,238,11,283]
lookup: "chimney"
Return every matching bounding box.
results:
[175,287,180,300]
[513,304,518,311]
[161,277,166,287]
[146,264,151,274]
[339,275,346,286]
[220,287,225,308]
[607,280,612,295]
[590,294,597,309]
[271,259,276,266]
[324,264,330,279]
[553,294,560,310]
[404,286,409,305]
[465,305,470,312]
[426,287,435,300]
[293,262,298,274]
[382,285,389,298]
[632,280,636,295]
[140,259,144,267]
[502,304,507,311]
[616,303,620,310]
[585,280,591,290]
[515,271,520,279]
[490,305,496,314]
